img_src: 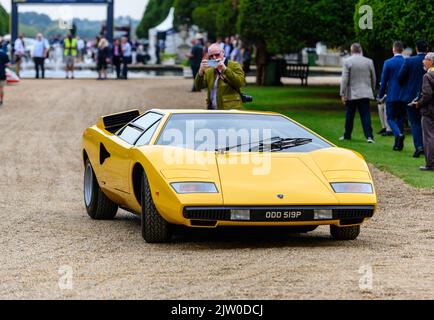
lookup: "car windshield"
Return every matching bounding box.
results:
[156,113,332,153]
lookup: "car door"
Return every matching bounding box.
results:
[103,112,163,195]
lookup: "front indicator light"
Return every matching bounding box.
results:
[231,209,251,221]
[314,209,333,220]
[171,182,218,194]
[331,183,373,194]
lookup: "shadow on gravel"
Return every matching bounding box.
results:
[113,212,364,249]
[171,227,347,249]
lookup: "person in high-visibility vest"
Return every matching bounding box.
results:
[64,33,77,79]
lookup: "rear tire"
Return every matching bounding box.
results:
[84,159,118,220]
[330,225,360,240]
[141,171,171,243]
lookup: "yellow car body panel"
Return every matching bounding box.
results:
[82,109,377,228]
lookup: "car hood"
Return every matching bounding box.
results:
[140,146,373,206]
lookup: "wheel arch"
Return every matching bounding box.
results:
[132,162,145,206]
[83,149,89,167]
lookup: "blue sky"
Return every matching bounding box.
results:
[0,0,148,20]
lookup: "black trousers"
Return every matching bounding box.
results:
[34,57,45,79]
[122,56,131,79]
[422,115,434,168]
[113,57,122,79]
[344,98,374,139]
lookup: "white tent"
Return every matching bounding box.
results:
[148,7,176,64]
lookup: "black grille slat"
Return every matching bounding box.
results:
[184,209,230,220]
[103,110,140,128]
[184,207,375,222]
[333,209,374,220]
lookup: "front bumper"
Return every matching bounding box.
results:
[183,205,375,227]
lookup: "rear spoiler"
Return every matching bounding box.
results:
[96,109,140,133]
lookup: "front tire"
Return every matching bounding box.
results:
[84,159,118,220]
[141,172,171,243]
[330,225,360,240]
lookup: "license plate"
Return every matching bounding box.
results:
[251,209,314,222]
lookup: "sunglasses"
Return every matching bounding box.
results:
[208,53,221,59]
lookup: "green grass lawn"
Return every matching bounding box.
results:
[244,85,433,189]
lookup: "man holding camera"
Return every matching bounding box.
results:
[195,43,245,110]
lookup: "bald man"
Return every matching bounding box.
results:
[195,43,245,110]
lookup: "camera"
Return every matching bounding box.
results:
[241,93,253,103]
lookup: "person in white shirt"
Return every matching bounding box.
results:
[14,34,25,77]
[121,37,132,79]
[32,33,49,79]
[76,35,85,62]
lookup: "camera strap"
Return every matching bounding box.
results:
[217,58,244,97]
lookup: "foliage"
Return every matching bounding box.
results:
[355,0,434,56]
[173,0,198,27]
[216,0,239,38]
[136,0,173,39]
[237,0,309,53]
[0,4,9,36]
[192,3,219,39]
[14,12,139,40]
[306,0,357,49]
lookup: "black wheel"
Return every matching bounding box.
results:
[84,159,118,220]
[330,225,360,240]
[287,226,318,233]
[141,171,171,243]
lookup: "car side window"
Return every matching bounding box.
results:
[133,112,162,129]
[135,120,161,146]
[117,112,162,145]
[117,125,142,145]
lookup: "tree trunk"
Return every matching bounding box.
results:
[255,39,268,86]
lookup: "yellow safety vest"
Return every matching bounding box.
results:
[64,38,77,57]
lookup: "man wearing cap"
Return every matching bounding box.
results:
[416,52,434,171]
[195,43,245,110]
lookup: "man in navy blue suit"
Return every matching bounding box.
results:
[398,40,428,158]
[378,41,406,151]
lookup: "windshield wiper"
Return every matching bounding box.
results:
[267,137,313,152]
[216,136,312,153]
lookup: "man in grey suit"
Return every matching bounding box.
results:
[340,43,376,143]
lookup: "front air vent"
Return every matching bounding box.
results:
[333,208,374,219]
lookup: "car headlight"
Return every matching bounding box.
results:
[331,182,373,194]
[171,182,218,194]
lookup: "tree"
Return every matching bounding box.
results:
[0,4,9,36]
[192,3,219,40]
[354,0,434,76]
[136,0,173,39]
[216,0,239,38]
[306,0,357,49]
[173,0,202,27]
[238,0,311,54]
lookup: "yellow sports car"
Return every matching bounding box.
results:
[82,109,377,243]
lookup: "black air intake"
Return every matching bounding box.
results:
[102,110,140,133]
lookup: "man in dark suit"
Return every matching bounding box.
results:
[398,40,428,158]
[378,41,406,151]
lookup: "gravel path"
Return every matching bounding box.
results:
[0,79,433,300]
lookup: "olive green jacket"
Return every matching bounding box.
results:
[195,60,245,110]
